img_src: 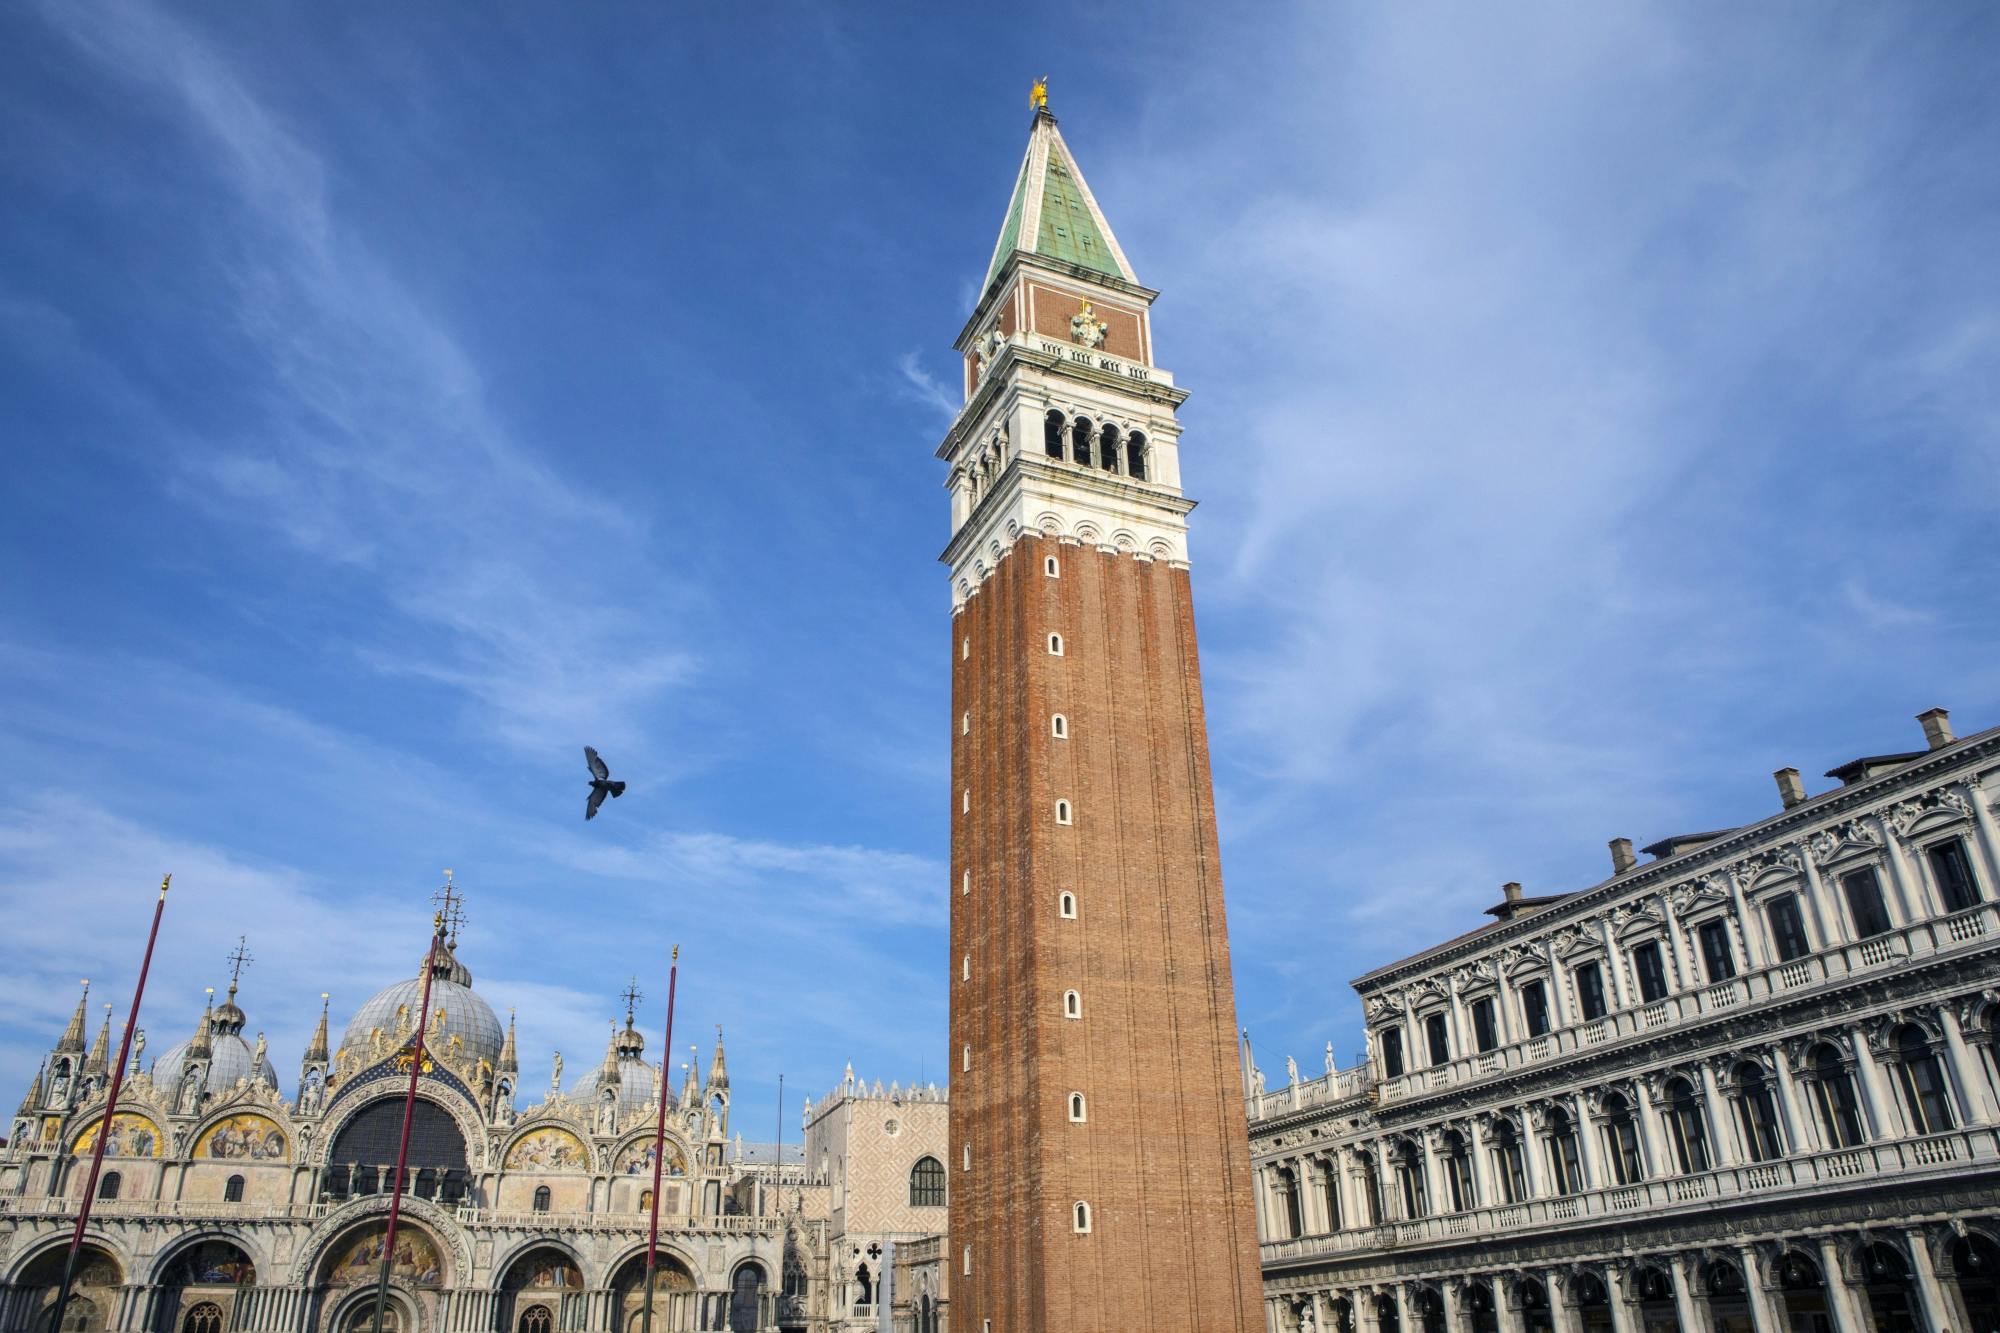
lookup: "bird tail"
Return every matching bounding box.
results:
[609,781,626,797]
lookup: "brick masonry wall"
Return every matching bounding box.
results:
[950,534,1263,1332]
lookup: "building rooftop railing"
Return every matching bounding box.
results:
[1259,1123,2000,1270]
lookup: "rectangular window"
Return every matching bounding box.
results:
[1379,1028,1405,1079]
[1767,894,1810,962]
[1471,998,1498,1053]
[1697,920,1736,982]
[1521,981,1550,1037]
[1424,1013,1450,1066]
[1574,962,1607,1021]
[1841,867,1893,938]
[1632,941,1669,1003]
[1928,839,1982,914]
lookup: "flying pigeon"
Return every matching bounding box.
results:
[584,746,627,820]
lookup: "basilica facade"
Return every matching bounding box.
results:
[0,934,946,1333]
[1247,709,2000,1333]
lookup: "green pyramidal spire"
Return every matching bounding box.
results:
[982,104,1136,293]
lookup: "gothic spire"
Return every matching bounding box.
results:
[304,993,330,1064]
[189,989,215,1061]
[57,981,90,1053]
[708,1025,729,1092]
[499,1009,518,1075]
[981,90,1137,294]
[84,1005,112,1079]
[18,1060,45,1116]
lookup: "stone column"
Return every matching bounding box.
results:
[1938,1005,1996,1125]
[1496,1281,1526,1333]
[1668,1258,1703,1333]
[1698,1065,1741,1166]
[1468,1123,1496,1208]
[1571,1095,1603,1192]
[1548,1276,1583,1333]
[1605,1271,1640,1333]
[1737,1247,1781,1333]
[1903,1228,1951,1333]
[1656,896,1697,991]
[1443,1282,1471,1333]
[1878,818,1925,924]
[1631,1081,1669,1179]
[1769,1054,1811,1154]
[1356,1290,1382,1333]
[1849,1034,1902,1141]
[1967,777,2000,889]
[1816,1237,1866,1333]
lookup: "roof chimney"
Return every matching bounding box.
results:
[1774,767,1806,809]
[1502,881,1523,905]
[1917,708,1953,751]
[1608,839,1636,875]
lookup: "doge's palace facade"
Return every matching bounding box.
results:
[1248,709,2000,1333]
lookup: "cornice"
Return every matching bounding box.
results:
[1352,731,2000,992]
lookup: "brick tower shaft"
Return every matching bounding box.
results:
[940,102,1264,1333]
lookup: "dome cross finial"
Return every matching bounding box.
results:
[225,935,253,999]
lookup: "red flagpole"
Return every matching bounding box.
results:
[370,907,447,1333]
[52,875,171,1333]
[641,946,679,1333]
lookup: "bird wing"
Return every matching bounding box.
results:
[586,785,607,820]
[585,746,610,781]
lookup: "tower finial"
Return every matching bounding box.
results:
[1030,76,1048,111]
[432,870,465,944]
[225,935,254,999]
[621,977,644,1027]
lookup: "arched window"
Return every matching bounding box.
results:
[1126,432,1148,480]
[97,1171,120,1200]
[962,870,970,896]
[910,1156,946,1206]
[1359,1152,1384,1225]
[1068,1092,1086,1122]
[1099,424,1122,472]
[1063,989,1082,1019]
[1543,1108,1583,1196]
[854,1262,873,1310]
[224,1174,245,1203]
[961,954,970,981]
[1059,892,1077,919]
[961,1044,970,1072]
[728,1265,766,1333]
[1044,409,1066,460]
[1666,1077,1713,1173]
[1601,1093,1643,1185]
[1274,1164,1304,1238]
[1051,714,1067,738]
[181,1303,224,1333]
[1072,1200,1092,1233]
[1394,1141,1427,1218]
[1055,800,1073,825]
[1315,1160,1342,1232]
[962,1144,970,1171]
[961,712,969,735]
[518,1308,552,1333]
[1491,1122,1526,1204]
[532,1185,551,1213]
[1071,418,1094,468]
[1441,1130,1475,1212]
[1893,1024,1956,1134]
[1047,632,1064,656]
[1732,1064,1785,1162]
[1807,1045,1865,1148]
[1045,555,1059,577]
[961,637,969,660]
[962,788,970,813]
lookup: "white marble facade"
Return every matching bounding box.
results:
[1247,710,2000,1333]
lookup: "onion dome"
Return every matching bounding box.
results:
[152,985,281,1099]
[337,940,503,1070]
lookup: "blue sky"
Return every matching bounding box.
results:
[3,3,1997,1139]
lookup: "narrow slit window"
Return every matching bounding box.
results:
[1045,556,1060,577]
[1073,1201,1092,1233]
[1048,633,1064,655]
[961,954,969,981]
[962,789,970,813]
[1055,800,1072,825]
[962,870,970,896]
[1063,989,1082,1019]
[1069,1092,1087,1122]
[962,1044,971,1071]
[961,711,969,735]
[963,1144,971,1171]
[962,638,969,660]
[1059,892,1077,918]
[1052,714,1068,739]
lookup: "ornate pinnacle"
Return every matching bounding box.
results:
[304,993,331,1063]
[57,980,90,1053]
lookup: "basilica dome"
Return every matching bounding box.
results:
[151,984,282,1098]
[338,942,504,1071]
[572,1021,661,1119]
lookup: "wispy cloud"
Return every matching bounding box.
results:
[895,350,960,421]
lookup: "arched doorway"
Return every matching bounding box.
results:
[153,1239,256,1333]
[1632,1266,1679,1333]
[499,1246,583,1333]
[323,1098,469,1204]
[1946,1233,2000,1333]
[609,1251,697,1333]
[1329,1296,1356,1333]
[1375,1293,1401,1333]
[728,1263,766,1333]
[1856,1242,1921,1333]
[1775,1250,1833,1333]
[1517,1279,1554,1333]
[1465,1283,1498,1333]
[1414,1288,1446,1333]
[1704,1259,1751,1333]
[19,1244,122,1333]
[1571,1273,1613,1333]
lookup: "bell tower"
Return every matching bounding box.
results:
[942,97,1264,1332]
